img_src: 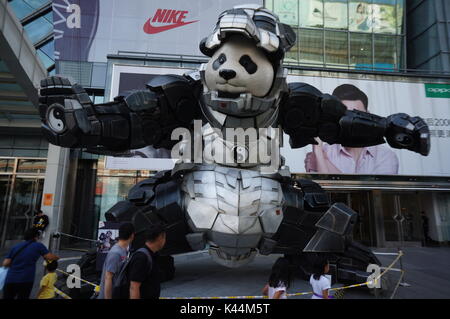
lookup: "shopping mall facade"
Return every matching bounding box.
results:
[1,0,449,251]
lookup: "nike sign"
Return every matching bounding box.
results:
[143,9,199,34]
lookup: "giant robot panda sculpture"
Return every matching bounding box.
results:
[39,4,429,288]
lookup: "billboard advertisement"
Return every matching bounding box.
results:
[349,0,402,34]
[105,64,450,177]
[52,0,262,62]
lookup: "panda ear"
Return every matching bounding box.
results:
[199,37,216,57]
[278,23,296,52]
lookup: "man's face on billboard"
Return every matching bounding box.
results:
[341,99,367,112]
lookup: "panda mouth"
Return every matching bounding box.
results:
[217,91,241,99]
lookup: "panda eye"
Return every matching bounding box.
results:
[213,53,227,70]
[239,55,257,74]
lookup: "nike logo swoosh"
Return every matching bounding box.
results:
[143,19,199,34]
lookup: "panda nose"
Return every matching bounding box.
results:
[219,69,236,81]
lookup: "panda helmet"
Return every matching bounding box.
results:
[198,4,296,121]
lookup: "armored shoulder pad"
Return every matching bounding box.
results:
[145,74,202,126]
[146,74,191,91]
[296,179,330,210]
[288,82,323,97]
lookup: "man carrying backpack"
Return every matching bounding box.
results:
[97,223,135,299]
[113,223,166,299]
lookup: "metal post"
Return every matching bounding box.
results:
[398,248,410,287]
[49,232,60,255]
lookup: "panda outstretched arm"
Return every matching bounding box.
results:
[280,82,430,156]
[39,75,201,153]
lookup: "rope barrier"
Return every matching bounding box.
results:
[373,252,402,256]
[54,287,72,299]
[55,232,99,243]
[53,250,404,300]
[56,268,100,292]
[162,251,405,300]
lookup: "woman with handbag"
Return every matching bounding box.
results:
[2,228,59,299]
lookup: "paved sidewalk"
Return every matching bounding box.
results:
[1,246,449,299]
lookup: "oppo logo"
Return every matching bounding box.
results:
[425,84,450,98]
[427,88,450,93]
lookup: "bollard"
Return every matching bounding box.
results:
[398,249,410,287]
[49,232,61,255]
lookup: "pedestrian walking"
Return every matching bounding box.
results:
[310,257,332,299]
[36,260,58,299]
[97,222,135,299]
[33,209,49,239]
[127,223,166,299]
[262,257,292,299]
[2,228,59,299]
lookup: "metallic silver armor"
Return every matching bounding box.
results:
[181,165,284,267]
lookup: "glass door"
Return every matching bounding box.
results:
[350,192,375,246]
[382,192,423,246]
[329,191,375,246]
[2,177,44,246]
[0,176,12,245]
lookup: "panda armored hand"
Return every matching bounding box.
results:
[38,4,430,283]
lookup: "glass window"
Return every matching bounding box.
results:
[274,0,299,26]
[299,0,324,28]
[325,30,349,67]
[36,41,54,69]
[17,159,46,174]
[285,28,300,64]
[38,40,54,58]
[299,28,324,66]
[0,159,15,173]
[324,0,348,30]
[37,49,54,69]
[350,33,373,70]
[374,34,398,71]
[95,176,136,220]
[396,0,405,35]
[372,0,397,34]
[23,16,53,44]
[23,0,49,9]
[9,0,50,20]
[349,0,373,33]
[9,0,34,20]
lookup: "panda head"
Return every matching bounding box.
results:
[204,34,275,98]
[200,5,295,98]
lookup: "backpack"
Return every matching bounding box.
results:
[112,248,152,299]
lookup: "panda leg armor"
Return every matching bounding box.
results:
[105,170,193,256]
[260,179,381,285]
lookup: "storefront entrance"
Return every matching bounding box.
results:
[329,191,376,247]
[329,189,427,248]
[380,193,424,247]
[0,158,46,248]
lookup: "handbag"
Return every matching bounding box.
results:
[0,240,34,291]
[0,267,8,291]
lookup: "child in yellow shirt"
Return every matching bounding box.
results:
[36,260,58,299]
